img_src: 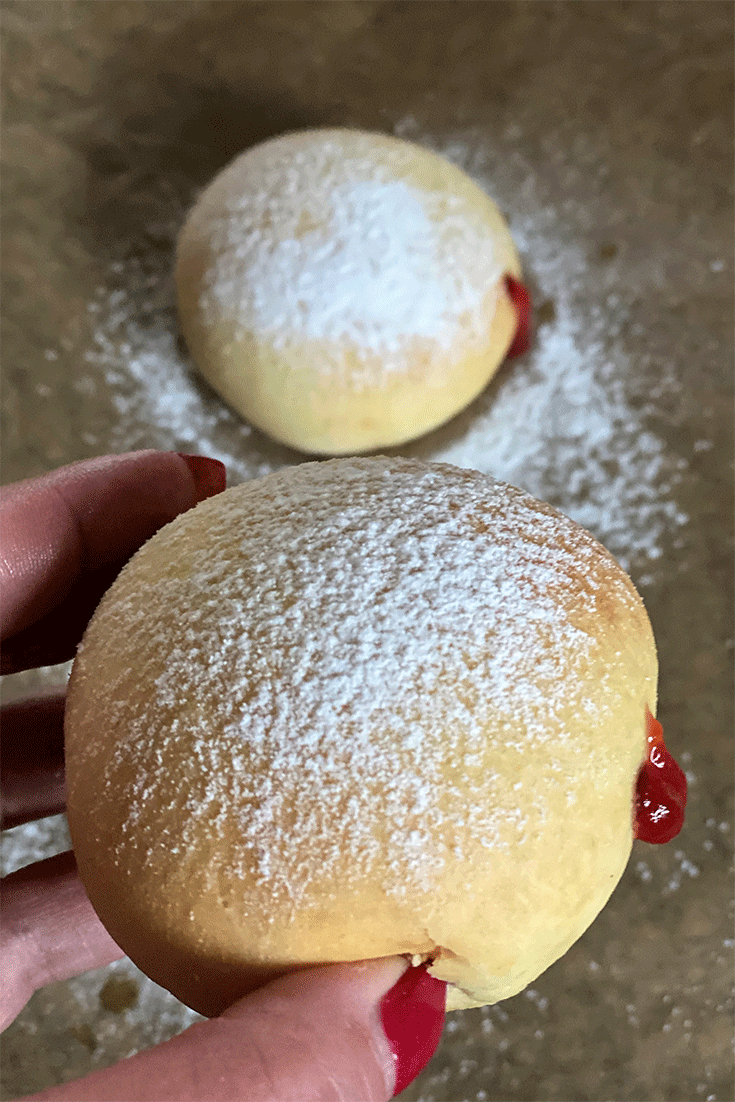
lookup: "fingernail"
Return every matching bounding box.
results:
[176,454,227,502]
[504,274,532,357]
[380,962,447,1096]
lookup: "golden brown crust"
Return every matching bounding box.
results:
[65,458,657,1015]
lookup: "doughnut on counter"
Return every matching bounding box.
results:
[175,129,531,454]
[64,457,685,1018]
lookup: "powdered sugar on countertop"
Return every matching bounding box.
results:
[49,122,689,581]
[0,815,71,878]
[74,459,641,910]
[179,130,507,372]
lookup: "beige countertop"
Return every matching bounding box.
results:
[1,2,733,1100]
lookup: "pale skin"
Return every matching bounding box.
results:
[0,450,414,1102]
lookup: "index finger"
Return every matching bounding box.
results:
[0,451,226,641]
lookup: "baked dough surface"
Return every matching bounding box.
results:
[175,129,522,454]
[65,458,656,1016]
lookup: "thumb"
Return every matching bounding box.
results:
[29,958,447,1102]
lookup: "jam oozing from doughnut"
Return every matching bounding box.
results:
[634,708,687,844]
[504,274,532,357]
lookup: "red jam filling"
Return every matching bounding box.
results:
[634,708,687,844]
[504,274,532,357]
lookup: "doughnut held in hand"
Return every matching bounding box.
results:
[66,457,660,1017]
[175,129,529,455]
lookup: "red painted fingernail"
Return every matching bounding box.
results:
[176,454,227,502]
[504,274,532,357]
[380,963,447,1096]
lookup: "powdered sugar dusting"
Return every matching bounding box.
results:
[391,118,688,576]
[54,125,687,578]
[83,264,277,484]
[80,459,640,912]
[0,815,71,877]
[182,131,506,374]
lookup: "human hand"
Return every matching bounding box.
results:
[1,450,447,1101]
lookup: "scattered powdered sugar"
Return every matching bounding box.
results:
[83,267,275,484]
[391,117,688,575]
[182,131,506,373]
[80,459,639,911]
[57,122,688,578]
[414,285,688,577]
[0,815,71,878]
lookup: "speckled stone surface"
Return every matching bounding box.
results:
[1,2,733,1100]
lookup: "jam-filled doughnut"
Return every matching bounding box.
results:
[175,129,531,455]
[65,457,683,1017]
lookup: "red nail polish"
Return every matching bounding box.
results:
[380,963,447,1096]
[176,454,227,502]
[504,274,532,357]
